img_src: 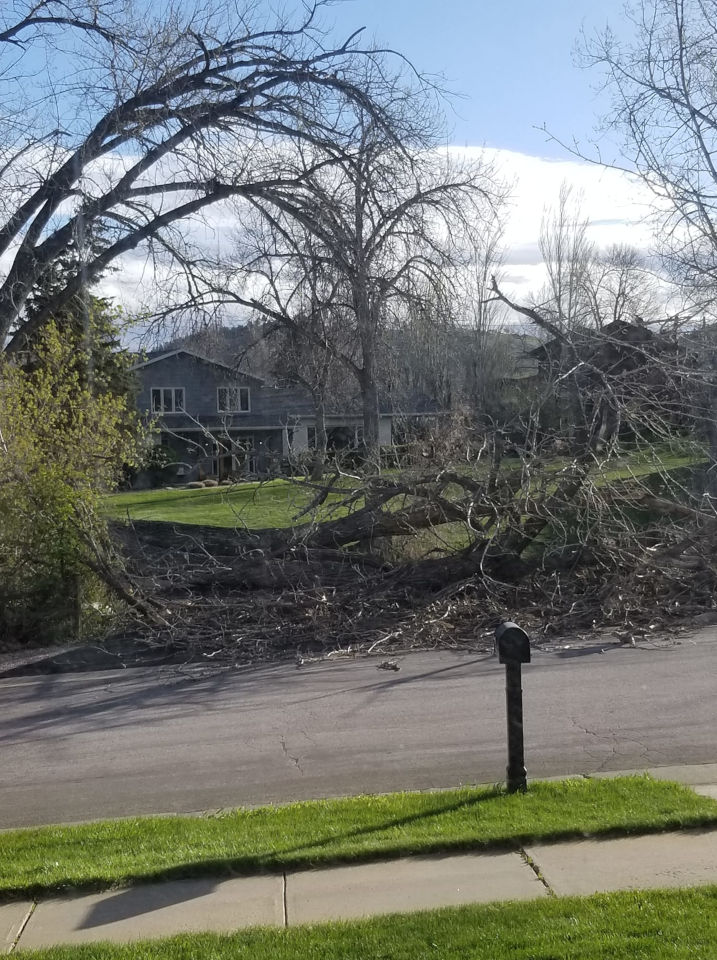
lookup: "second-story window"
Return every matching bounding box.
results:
[151,387,185,413]
[217,386,250,413]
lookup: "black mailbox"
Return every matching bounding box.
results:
[495,620,531,793]
[496,621,531,664]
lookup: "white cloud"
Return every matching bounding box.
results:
[2,138,662,334]
[483,148,657,300]
[93,147,661,322]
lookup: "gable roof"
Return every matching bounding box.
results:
[131,349,265,385]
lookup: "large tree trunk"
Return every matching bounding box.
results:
[353,227,381,467]
[310,395,328,481]
[360,359,381,468]
[702,348,717,500]
[357,302,381,469]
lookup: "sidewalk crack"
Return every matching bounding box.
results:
[9,901,36,952]
[519,847,556,897]
[282,871,288,927]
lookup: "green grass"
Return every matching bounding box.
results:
[2,776,716,901]
[16,886,717,959]
[598,451,703,484]
[103,478,352,528]
[106,448,706,532]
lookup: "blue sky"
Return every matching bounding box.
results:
[97,1,657,314]
[327,0,630,156]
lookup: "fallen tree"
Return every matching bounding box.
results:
[106,445,717,664]
[94,292,717,663]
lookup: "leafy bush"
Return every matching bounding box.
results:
[0,323,140,646]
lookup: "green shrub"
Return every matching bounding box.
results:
[0,323,140,646]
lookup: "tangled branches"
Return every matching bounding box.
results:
[104,444,717,666]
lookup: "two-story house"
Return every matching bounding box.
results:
[132,349,393,482]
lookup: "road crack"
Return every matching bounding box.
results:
[279,736,304,775]
[9,901,36,952]
[568,716,654,772]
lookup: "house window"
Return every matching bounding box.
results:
[151,387,185,413]
[307,426,316,449]
[217,386,250,413]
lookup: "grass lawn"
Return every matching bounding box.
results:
[105,448,705,531]
[16,886,717,959]
[2,776,716,901]
[103,478,353,529]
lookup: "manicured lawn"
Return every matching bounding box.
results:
[2,776,716,900]
[17,886,717,959]
[104,479,352,528]
[105,449,705,531]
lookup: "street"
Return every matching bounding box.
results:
[1,630,715,828]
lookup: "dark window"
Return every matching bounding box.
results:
[307,426,316,449]
[151,387,184,413]
[217,386,250,413]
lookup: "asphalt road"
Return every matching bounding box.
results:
[1,630,716,828]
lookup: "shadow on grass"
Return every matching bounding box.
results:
[6,788,717,904]
[3,791,503,902]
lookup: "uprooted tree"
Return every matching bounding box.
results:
[99,189,717,658]
[111,177,717,654]
[113,283,717,660]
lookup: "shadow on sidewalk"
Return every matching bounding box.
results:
[76,792,505,929]
[79,876,220,929]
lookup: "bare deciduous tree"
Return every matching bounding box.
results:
[0,0,425,351]
[232,217,359,479]
[583,0,717,301]
[537,182,595,330]
[381,222,511,425]
[582,244,660,328]
[226,115,504,461]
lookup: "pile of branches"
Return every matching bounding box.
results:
[105,457,717,665]
[109,469,524,662]
[92,284,717,664]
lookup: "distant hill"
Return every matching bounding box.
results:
[150,322,276,379]
[149,321,542,413]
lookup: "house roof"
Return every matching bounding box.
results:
[526,320,657,362]
[131,349,265,385]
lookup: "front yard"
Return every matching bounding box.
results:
[2,775,716,900]
[105,447,703,531]
[103,478,349,529]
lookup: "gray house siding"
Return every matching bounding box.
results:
[132,349,393,483]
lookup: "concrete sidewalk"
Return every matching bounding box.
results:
[5,821,717,952]
[4,768,717,953]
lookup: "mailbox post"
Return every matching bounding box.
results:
[495,621,531,793]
